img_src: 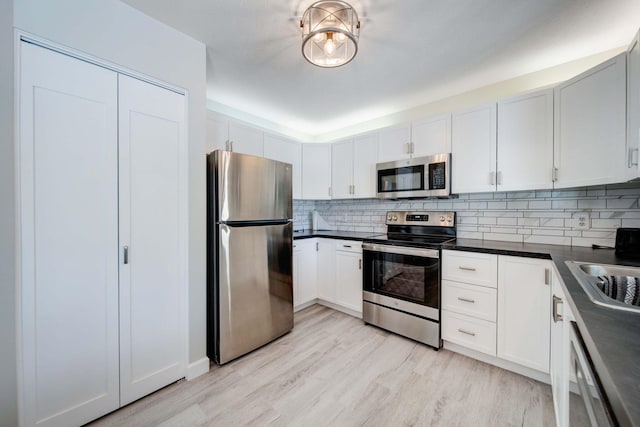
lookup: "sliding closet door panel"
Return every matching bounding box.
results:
[19,42,119,426]
[118,75,187,405]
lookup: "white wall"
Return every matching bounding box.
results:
[13,0,207,376]
[0,0,17,425]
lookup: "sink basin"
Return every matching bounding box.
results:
[566,261,640,313]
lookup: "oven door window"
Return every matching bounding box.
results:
[378,165,424,193]
[364,250,439,308]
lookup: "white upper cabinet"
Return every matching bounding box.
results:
[377,125,412,162]
[352,133,379,198]
[302,143,332,200]
[206,113,264,157]
[331,138,354,199]
[411,113,452,157]
[628,29,640,180]
[553,53,627,188]
[451,103,497,194]
[206,111,228,153]
[228,120,264,157]
[497,89,554,191]
[263,133,302,199]
[332,133,378,199]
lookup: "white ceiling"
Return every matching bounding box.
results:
[121,0,640,136]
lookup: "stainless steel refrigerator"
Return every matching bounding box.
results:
[206,150,294,364]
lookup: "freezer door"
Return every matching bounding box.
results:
[216,222,293,364]
[212,150,292,222]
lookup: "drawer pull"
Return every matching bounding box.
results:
[343,244,352,248]
[459,266,476,272]
[457,297,475,303]
[458,328,476,336]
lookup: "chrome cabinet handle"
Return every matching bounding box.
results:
[343,244,352,248]
[359,259,362,270]
[552,295,563,323]
[497,170,503,185]
[458,328,476,336]
[123,246,129,264]
[544,268,550,286]
[457,297,475,303]
[629,148,639,168]
[489,171,495,185]
[459,266,476,272]
[230,141,234,151]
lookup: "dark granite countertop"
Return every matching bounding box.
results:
[295,232,640,425]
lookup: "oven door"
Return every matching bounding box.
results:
[362,243,439,319]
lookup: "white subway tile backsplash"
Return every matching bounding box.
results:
[295,184,640,247]
[552,200,578,209]
[484,233,523,243]
[524,235,572,246]
[606,198,638,209]
[529,200,552,209]
[488,201,507,209]
[591,219,621,229]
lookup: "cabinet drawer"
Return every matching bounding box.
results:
[442,250,498,288]
[442,280,497,322]
[334,240,362,253]
[442,311,497,356]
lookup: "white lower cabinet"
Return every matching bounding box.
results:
[550,269,573,427]
[292,238,363,317]
[497,255,551,373]
[442,250,552,376]
[334,241,363,315]
[19,42,187,426]
[442,311,497,356]
[442,250,498,357]
[293,239,318,309]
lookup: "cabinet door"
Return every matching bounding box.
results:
[452,103,497,193]
[335,250,363,315]
[331,139,354,199]
[302,144,332,200]
[378,125,411,162]
[19,42,120,427]
[316,239,336,302]
[293,239,318,308]
[352,133,379,198]
[118,75,186,405]
[497,255,551,373]
[550,271,570,427]
[411,113,452,157]
[554,53,627,188]
[497,89,554,191]
[228,120,264,157]
[628,29,640,180]
[264,133,303,199]
[206,112,228,152]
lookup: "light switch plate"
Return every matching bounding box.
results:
[573,212,590,230]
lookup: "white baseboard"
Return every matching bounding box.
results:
[186,357,209,380]
[317,299,362,319]
[444,341,550,385]
[294,299,317,312]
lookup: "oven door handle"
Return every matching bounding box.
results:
[362,243,439,259]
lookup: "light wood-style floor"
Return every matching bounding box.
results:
[89,305,554,426]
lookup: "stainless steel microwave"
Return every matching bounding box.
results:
[376,153,451,199]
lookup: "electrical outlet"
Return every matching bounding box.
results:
[574,212,590,230]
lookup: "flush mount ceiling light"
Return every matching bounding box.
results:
[300,0,361,68]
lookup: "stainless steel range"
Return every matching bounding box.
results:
[362,211,456,348]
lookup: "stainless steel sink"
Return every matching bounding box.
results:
[566,261,640,313]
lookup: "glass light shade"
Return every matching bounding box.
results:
[300,0,360,68]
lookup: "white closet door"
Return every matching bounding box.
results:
[19,43,119,426]
[118,75,187,405]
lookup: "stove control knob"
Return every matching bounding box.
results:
[440,216,445,222]
[392,215,398,221]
